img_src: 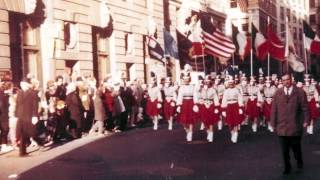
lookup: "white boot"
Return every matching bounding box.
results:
[252,123,257,132]
[268,124,274,132]
[307,125,313,134]
[200,123,205,130]
[218,120,223,130]
[168,120,173,130]
[234,131,239,143]
[153,119,158,130]
[207,131,213,142]
[231,131,235,143]
[187,131,193,142]
[310,125,314,134]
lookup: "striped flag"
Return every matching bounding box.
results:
[237,0,248,12]
[200,13,235,59]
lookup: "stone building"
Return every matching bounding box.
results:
[0,0,173,86]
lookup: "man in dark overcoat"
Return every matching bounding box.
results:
[65,83,84,138]
[15,78,40,156]
[271,73,310,174]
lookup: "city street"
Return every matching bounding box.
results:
[1,123,320,180]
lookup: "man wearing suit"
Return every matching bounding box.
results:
[270,73,310,174]
[15,78,40,156]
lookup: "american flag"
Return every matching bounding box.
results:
[201,13,235,59]
[237,0,248,12]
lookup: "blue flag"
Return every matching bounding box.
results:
[163,28,179,59]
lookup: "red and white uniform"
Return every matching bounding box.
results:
[237,83,249,106]
[146,85,162,117]
[221,87,244,128]
[163,85,177,120]
[199,87,220,127]
[262,85,277,121]
[303,85,320,120]
[246,85,262,119]
[176,84,198,126]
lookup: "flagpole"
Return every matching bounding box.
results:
[214,57,217,73]
[195,56,198,72]
[267,16,270,76]
[232,53,235,71]
[250,48,253,77]
[303,35,308,74]
[164,57,168,76]
[202,46,206,74]
[250,15,253,77]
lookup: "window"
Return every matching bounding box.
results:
[64,22,79,50]
[286,8,290,21]
[310,15,316,24]
[281,24,285,38]
[230,0,237,8]
[242,23,249,32]
[299,28,302,40]
[125,33,135,56]
[293,27,297,40]
[310,0,315,8]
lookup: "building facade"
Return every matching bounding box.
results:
[0,0,174,87]
[227,0,308,76]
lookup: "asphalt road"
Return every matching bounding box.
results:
[2,122,320,180]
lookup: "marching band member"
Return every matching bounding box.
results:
[176,72,199,142]
[146,77,162,130]
[163,77,177,130]
[199,75,220,142]
[262,77,277,132]
[246,76,262,132]
[303,75,319,134]
[221,77,244,143]
[237,74,249,125]
[213,75,225,130]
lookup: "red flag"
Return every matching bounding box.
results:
[252,23,268,60]
[267,24,285,61]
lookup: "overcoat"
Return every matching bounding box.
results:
[270,86,310,136]
[15,89,39,138]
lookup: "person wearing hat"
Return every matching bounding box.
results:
[176,73,199,142]
[15,77,41,156]
[213,75,225,130]
[262,76,277,132]
[236,74,249,126]
[246,76,262,133]
[198,75,220,142]
[146,77,162,130]
[163,77,177,130]
[302,74,319,134]
[221,77,244,143]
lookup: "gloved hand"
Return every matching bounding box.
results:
[157,103,162,109]
[193,105,199,112]
[177,106,181,113]
[239,109,243,115]
[214,109,219,114]
[222,112,226,117]
[32,117,38,125]
[170,102,175,107]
